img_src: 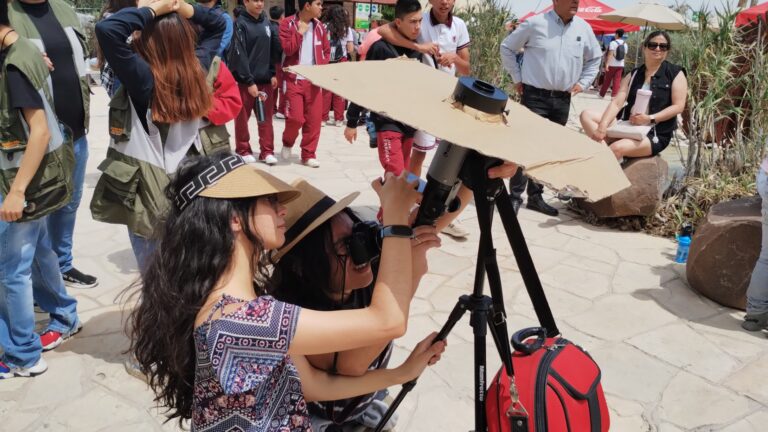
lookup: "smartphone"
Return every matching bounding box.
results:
[406,172,427,194]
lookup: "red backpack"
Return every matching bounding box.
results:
[486,328,609,432]
[484,216,610,432]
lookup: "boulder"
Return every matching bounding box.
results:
[577,156,668,218]
[686,196,762,310]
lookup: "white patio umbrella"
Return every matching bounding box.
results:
[597,1,688,31]
[598,2,688,64]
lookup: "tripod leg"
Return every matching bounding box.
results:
[373,297,471,432]
[469,301,492,432]
[495,186,560,337]
[470,177,515,378]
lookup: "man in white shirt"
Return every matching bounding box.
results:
[377,0,473,238]
[599,29,627,98]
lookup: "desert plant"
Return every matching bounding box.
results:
[455,0,514,93]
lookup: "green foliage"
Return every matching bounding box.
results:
[455,0,514,94]
[648,6,766,236]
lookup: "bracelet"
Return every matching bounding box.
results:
[379,225,414,240]
[147,6,157,19]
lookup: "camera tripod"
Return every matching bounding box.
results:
[374,152,560,432]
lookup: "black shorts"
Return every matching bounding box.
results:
[649,132,672,155]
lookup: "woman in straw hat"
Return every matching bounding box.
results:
[128,152,446,431]
[271,180,441,430]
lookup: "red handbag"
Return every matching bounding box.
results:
[486,327,610,432]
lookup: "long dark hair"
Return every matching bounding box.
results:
[128,153,272,425]
[322,4,348,42]
[133,13,212,123]
[271,208,360,309]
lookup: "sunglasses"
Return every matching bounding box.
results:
[645,42,670,51]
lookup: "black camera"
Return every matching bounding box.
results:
[347,220,382,266]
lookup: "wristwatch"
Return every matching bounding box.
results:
[650,115,657,125]
[380,225,414,239]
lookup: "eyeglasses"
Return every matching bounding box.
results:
[645,42,670,51]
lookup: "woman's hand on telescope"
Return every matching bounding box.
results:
[487,161,519,179]
[344,127,357,144]
[396,332,447,382]
[372,173,421,226]
[411,225,441,283]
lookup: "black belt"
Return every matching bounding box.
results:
[523,84,571,99]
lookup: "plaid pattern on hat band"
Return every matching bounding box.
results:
[175,155,247,210]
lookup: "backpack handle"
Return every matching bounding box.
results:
[511,327,547,355]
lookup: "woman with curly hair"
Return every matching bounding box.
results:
[321,4,354,126]
[129,152,446,430]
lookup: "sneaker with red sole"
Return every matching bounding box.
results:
[0,358,47,379]
[40,323,83,351]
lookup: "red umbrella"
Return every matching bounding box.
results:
[736,2,768,27]
[520,0,640,33]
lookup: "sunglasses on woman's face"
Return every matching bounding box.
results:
[645,42,670,51]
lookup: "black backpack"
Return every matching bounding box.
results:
[330,37,345,63]
[225,23,249,81]
[615,40,626,61]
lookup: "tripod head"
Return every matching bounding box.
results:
[414,78,509,227]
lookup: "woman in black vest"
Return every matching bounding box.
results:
[580,31,688,160]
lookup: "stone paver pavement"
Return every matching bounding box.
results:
[1,88,767,431]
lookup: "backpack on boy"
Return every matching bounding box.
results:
[615,39,625,61]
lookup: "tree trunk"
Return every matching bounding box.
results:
[751,0,759,7]
[738,0,748,8]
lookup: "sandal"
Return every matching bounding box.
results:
[741,311,768,332]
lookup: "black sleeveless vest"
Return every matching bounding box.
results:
[620,60,686,137]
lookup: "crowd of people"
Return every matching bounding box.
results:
[0,0,475,427]
[4,0,759,430]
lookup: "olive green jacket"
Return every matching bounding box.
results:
[9,0,91,131]
[0,36,74,222]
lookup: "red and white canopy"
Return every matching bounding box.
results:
[520,0,641,34]
[736,2,768,27]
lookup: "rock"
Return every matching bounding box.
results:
[686,196,761,310]
[577,156,668,217]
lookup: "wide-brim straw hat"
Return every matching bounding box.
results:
[197,164,301,204]
[274,179,359,260]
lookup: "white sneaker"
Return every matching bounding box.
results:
[335,120,345,127]
[302,158,320,168]
[280,146,292,161]
[274,112,286,119]
[442,221,470,239]
[262,155,278,165]
[241,154,257,164]
[326,119,335,126]
[0,357,47,379]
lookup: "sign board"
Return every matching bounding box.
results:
[354,3,380,30]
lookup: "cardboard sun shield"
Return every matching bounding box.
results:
[289,59,630,202]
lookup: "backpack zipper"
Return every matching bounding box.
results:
[535,339,564,432]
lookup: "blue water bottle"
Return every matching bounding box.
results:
[675,222,694,263]
[675,235,691,263]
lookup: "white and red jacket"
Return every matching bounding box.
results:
[279,14,330,81]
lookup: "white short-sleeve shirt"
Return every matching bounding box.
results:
[607,39,627,68]
[417,10,470,76]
